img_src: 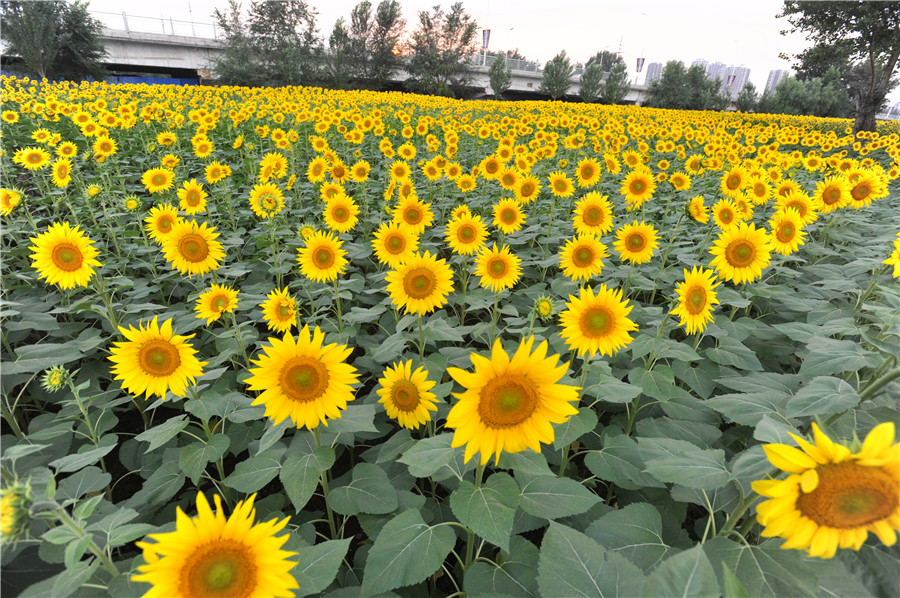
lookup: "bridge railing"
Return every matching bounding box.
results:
[89,10,218,39]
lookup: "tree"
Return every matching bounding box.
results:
[735,81,759,112]
[405,3,478,97]
[578,63,602,102]
[644,60,690,108]
[488,53,511,99]
[339,0,405,90]
[758,69,851,117]
[540,50,574,100]
[586,49,625,72]
[327,18,355,89]
[600,60,630,104]
[1,1,106,81]
[778,1,900,133]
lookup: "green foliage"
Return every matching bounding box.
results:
[578,63,603,103]
[540,50,574,100]
[405,2,478,97]
[757,68,852,118]
[487,53,512,99]
[600,60,631,105]
[326,0,406,90]
[735,81,759,112]
[645,61,732,110]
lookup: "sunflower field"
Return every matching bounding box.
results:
[1,74,899,598]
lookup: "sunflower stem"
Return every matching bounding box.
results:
[718,493,761,538]
[648,213,684,305]
[314,428,339,539]
[92,274,120,333]
[474,463,486,489]
[54,505,119,576]
[417,314,426,364]
[228,311,251,368]
[333,278,344,334]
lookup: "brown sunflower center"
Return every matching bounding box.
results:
[57,164,69,178]
[630,180,646,194]
[720,209,734,223]
[391,380,420,412]
[276,301,294,319]
[823,187,842,205]
[158,216,174,233]
[572,246,595,268]
[554,179,568,192]
[386,234,405,254]
[627,233,647,252]
[581,166,595,179]
[851,184,870,201]
[186,190,201,206]
[332,165,346,178]
[796,461,898,529]
[279,356,329,403]
[151,173,168,187]
[685,286,707,315]
[314,247,335,269]
[579,305,614,338]
[500,208,516,224]
[180,540,257,598]
[488,258,508,278]
[403,268,437,299]
[478,375,538,429]
[404,207,422,224]
[332,206,349,222]
[786,201,807,216]
[212,296,228,312]
[26,152,43,164]
[725,240,755,267]
[179,234,210,263]
[776,222,796,243]
[458,225,476,242]
[583,207,603,226]
[51,243,84,271]
[138,339,181,377]
[726,174,741,190]
[520,183,535,196]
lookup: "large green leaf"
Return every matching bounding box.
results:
[703,538,819,597]
[280,445,335,512]
[644,546,720,598]
[223,449,284,493]
[798,337,876,377]
[552,406,598,450]
[639,438,731,490]
[585,503,673,571]
[518,475,599,520]
[584,431,666,491]
[785,376,861,417]
[398,433,457,478]
[179,435,231,485]
[294,539,351,598]
[329,462,398,516]
[449,472,520,552]
[464,536,540,597]
[135,415,188,452]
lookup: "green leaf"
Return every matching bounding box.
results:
[722,564,750,598]
[1,443,52,461]
[537,522,645,598]
[294,539,351,598]
[50,434,118,473]
[123,459,185,508]
[585,503,672,571]
[590,375,642,403]
[222,449,284,493]
[4,341,83,375]
[518,475,600,520]
[398,433,457,478]
[785,376,861,417]
[705,392,789,426]
[799,337,876,377]
[179,435,230,485]
[326,404,378,434]
[360,509,456,596]
[644,546,720,598]
[135,415,188,452]
[107,523,158,547]
[552,407,598,450]
[703,538,819,598]
[672,360,719,399]
[629,365,676,401]
[706,337,763,371]
[584,431,666,491]
[464,536,540,598]
[329,462,398,516]
[640,438,730,490]
[636,417,722,448]
[56,466,110,501]
[280,445,335,512]
[449,472,520,552]
[20,559,99,598]
[370,332,408,364]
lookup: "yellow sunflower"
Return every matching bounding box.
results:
[245,326,359,429]
[141,167,175,194]
[29,221,102,289]
[558,234,608,282]
[260,287,296,334]
[377,360,439,430]
[492,198,526,234]
[497,168,519,191]
[248,182,285,219]
[392,195,434,235]
[670,266,720,335]
[389,160,412,181]
[371,222,419,269]
[669,171,691,191]
[50,158,73,188]
[709,221,773,284]
[1,188,23,216]
[161,220,225,277]
[613,220,659,265]
[814,176,851,214]
[205,161,231,184]
[847,172,886,209]
[132,492,298,598]
[446,213,489,256]
[13,147,51,170]
[297,230,348,283]
[776,191,818,226]
[620,168,656,210]
[752,422,899,559]
[194,284,239,326]
[720,165,749,198]
[445,336,580,465]
[108,316,206,399]
[307,156,328,183]
[547,170,575,198]
[475,243,522,292]
[883,238,900,278]
[558,284,638,357]
[689,195,709,224]
[712,198,743,230]
[769,208,807,256]
[748,177,773,206]
[457,174,477,193]
[177,179,209,215]
[323,193,360,234]
[385,251,455,315]
[144,204,182,244]
[572,192,614,236]
[575,158,602,188]
[350,160,371,183]
[514,175,541,203]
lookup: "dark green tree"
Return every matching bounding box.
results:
[341,0,405,90]
[644,60,689,108]
[488,53,511,99]
[600,60,630,105]
[540,50,574,100]
[735,81,759,112]
[1,0,106,81]
[759,68,851,117]
[778,1,900,132]
[578,63,603,102]
[586,49,625,72]
[211,0,268,86]
[405,3,478,97]
[327,18,355,89]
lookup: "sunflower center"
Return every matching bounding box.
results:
[212,296,228,312]
[403,268,437,299]
[478,375,538,429]
[391,380,420,412]
[776,223,795,243]
[333,206,349,222]
[823,188,841,205]
[488,258,508,278]
[181,540,257,598]
[179,234,210,263]
[51,243,84,271]
[630,180,645,194]
[276,302,293,319]
[458,225,476,242]
[726,174,741,190]
[725,240,755,268]
[581,166,594,179]
[851,185,870,201]
[579,306,614,337]
[186,190,201,206]
[386,234,405,254]
[554,180,567,192]
[627,233,646,252]
[520,183,534,196]
[404,208,422,224]
[314,247,335,269]
[138,339,181,377]
[573,246,596,268]
[279,356,329,403]
[720,209,734,223]
[26,152,42,164]
[685,286,707,315]
[796,461,898,529]
[584,207,603,226]
[333,165,346,178]
[57,164,69,177]
[501,209,516,224]
[260,195,277,210]
[151,173,167,186]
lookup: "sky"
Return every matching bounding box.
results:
[83,0,900,105]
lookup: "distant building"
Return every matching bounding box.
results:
[691,59,750,97]
[645,62,663,84]
[765,69,788,94]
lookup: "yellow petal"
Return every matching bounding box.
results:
[764,443,818,473]
[858,422,896,461]
[799,468,819,493]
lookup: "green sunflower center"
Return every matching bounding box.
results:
[488,258,508,278]
[725,240,755,268]
[478,375,538,428]
[391,380,420,411]
[584,207,603,226]
[181,540,257,598]
[685,286,707,315]
[179,234,210,263]
[627,233,646,251]
[386,234,405,253]
[579,306,614,338]
[573,246,595,268]
[403,268,437,299]
[314,247,335,269]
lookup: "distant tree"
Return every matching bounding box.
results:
[600,60,630,104]
[211,0,268,87]
[1,0,106,81]
[735,81,759,112]
[759,68,851,117]
[343,0,405,90]
[586,49,625,72]
[778,1,900,132]
[540,50,574,100]
[578,63,603,102]
[488,53,511,99]
[405,3,478,97]
[645,60,689,108]
[706,76,732,111]
[327,18,355,89]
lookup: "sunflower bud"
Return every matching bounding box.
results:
[1,481,32,544]
[533,295,556,323]
[41,365,70,392]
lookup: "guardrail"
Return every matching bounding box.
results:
[89,10,218,39]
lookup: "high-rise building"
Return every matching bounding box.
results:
[723,66,751,97]
[645,62,663,84]
[765,69,788,94]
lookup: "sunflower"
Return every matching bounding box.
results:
[492,198,526,234]
[260,287,296,334]
[1,188,23,216]
[205,161,231,184]
[195,284,239,326]
[377,360,439,430]
[769,207,807,256]
[709,221,773,285]
[306,156,328,183]
[248,182,285,219]
[108,316,206,399]
[720,165,749,198]
[814,176,851,214]
[323,193,359,234]
[49,158,73,188]
[389,160,412,181]
[480,156,503,180]
[446,213,489,256]
[572,192,614,236]
[29,221,102,289]
[847,172,886,209]
[514,175,541,203]
[349,160,371,183]
[620,168,656,210]
[669,171,691,191]
[161,154,180,170]
[445,336,580,465]
[711,198,743,230]
[297,230,348,284]
[748,177,772,205]
[392,195,433,235]
[613,220,658,265]
[13,147,51,170]
[177,179,209,215]
[385,251,455,315]
[193,138,213,159]
[547,171,575,198]
[56,142,78,159]
[752,422,899,559]
[559,234,608,282]
[776,191,818,225]
[689,195,709,224]
[671,266,720,335]
[575,158,602,188]
[142,167,175,194]
[883,237,900,278]
[144,203,182,244]
[320,181,345,202]
[371,222,419,269]
[451,204,470,219]
[457,174,477,193]
[245,326,358,429]
[161,220,225,277]
[132,492,298,598]
[558,284,638,357]
[475,244,522,292]
[156,131,177,146]
[498,168,519,191]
